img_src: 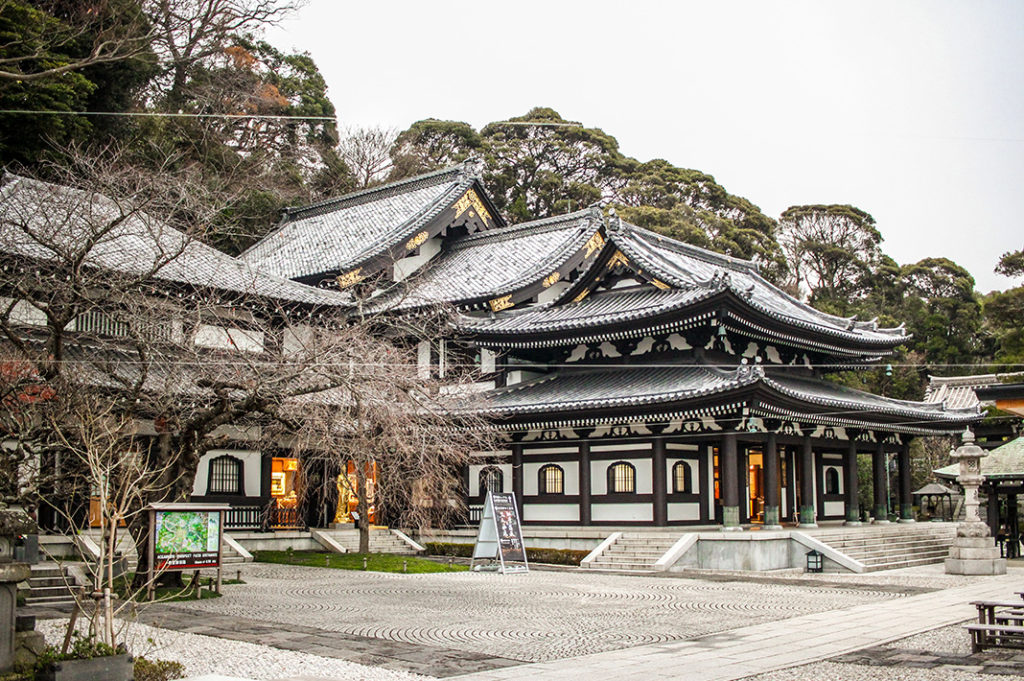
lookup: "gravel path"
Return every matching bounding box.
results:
[165,563,907,662]
[36,619,433,681]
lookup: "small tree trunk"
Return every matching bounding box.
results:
[356,461,370,554]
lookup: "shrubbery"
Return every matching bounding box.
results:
[424,542,589,566]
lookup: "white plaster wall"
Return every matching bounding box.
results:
[468,462,512,496]
[194,324,265,353]
[0,297,46,326]
[192,449,261,497]
[417,340,430,379]
[591,442,652,453]
[282,325,314,357]
[666,458,700,494]
[480,348,496,374]
[591,503,653,522]
[523,461,579,496]
[667,502,701,521]
[393,237,441,282]
[523,504,579,522]
[824,500,846,517]
[536,281,570,304]
[666,443,698,452]
[590,458,652,495]
[506,370,544,386]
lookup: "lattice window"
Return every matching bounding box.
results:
[539,464,564,495]
[608,461,636,494]
[672,461,692,494]
[208,455,243,495]
[479,466,503,495]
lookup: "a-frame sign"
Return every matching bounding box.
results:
[470,491,529,573]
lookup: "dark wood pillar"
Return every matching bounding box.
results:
[721,433,741,530]
[763,433,781,528]
[579,442,591,525]
[652,438,667,526]
[845,440,861,525]
[799,435,817,526]
[512,444,524,519]
[785,446,797,522]
[898,440,914,522]
[872,441,890,523]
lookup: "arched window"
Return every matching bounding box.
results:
[208,455,243,495]
[672,461,692,494]
[479,466,503,495]
[607,461,636,494]
[538,464,564,495]
[825,467,840,495]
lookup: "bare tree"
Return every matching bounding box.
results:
[336,126,398,189]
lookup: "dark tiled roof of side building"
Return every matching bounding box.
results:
[483,361,979,434]
[0,175,350,308]
[240,164,479,282]
[367,208,604,312]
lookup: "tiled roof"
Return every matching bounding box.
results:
[934,436,1024,480]
[240,165,474,281]
[461,287,711,340]
[369,209,602,311]
[483,360,978,434]
[609,221,907,347]
[0,175,349,307]
[925,372,1024,410]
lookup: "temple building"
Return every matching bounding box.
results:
[237,161,980,530]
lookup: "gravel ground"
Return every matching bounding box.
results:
[36,619,433,681]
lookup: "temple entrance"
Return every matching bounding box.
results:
[747,451,764,523]
[334,461,377,525]
[270,456,301,528]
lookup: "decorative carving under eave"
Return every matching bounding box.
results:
[583,232,605,258]
[572,288,591,303]
[454,188,492,225]
[663,415,723,435]
[488,294,514,312]
[336,267,364,289]
[542,271,562,288]
[780,421,803,437]
[521,427,579,442]
[606,250,629,270]
[405,230,429,251]
[590,422,653,438]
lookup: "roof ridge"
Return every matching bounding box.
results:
[615,220,761,274]
[449,207,602,250]
[280,163,468,223]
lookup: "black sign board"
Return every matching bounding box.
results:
[471,491,528,573]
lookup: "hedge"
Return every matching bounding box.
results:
[424,542,589,566]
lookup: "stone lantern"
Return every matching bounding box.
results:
[0,505,36,672]
[945,429,1007,575]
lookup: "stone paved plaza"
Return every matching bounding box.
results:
[162,563,909,665]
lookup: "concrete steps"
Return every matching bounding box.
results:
[23,563,77,607]
[811,525,957,572]
[583,533,679,571]
[314,528,420,555]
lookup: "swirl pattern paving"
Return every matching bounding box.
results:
[176,564,903,662]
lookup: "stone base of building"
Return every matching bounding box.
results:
[945,537,1007,575]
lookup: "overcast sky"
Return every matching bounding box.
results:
[267,0,1023,292]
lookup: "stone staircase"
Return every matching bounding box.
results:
[23,562,78,608]
[314,528,420,555]
[582,532,680,571]
[810,524,958,572]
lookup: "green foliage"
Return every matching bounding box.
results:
[34,635,122,670]
[996,248,1024,281]
[134,656,187,681]
[390,118,482,177]
[254,549,469,573]
[982,286,1024,367]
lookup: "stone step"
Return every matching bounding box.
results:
[593,555,660,564]
[845,544,953,559]
[863,556,949,572]
[841,540,954,555]
[586,561,654,571]
[860,550,950,567]
[28,577,67,588]
[29,567,64,579]
[27,585,74,599]
[25,595,76,606]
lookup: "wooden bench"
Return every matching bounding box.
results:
[970,600,1024,625]
[965,623,1024,652]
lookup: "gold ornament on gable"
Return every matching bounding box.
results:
[336,268,364,289]
[454,189,492,225]
[405,231,429,251]
[489,294,514,312]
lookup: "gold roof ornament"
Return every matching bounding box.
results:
[336,267,364,289]
[454,189,492,226]
[488,294,514,312]
[405,231,429,251]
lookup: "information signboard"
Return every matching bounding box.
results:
[471,492,528,573]
[154,509,221,570]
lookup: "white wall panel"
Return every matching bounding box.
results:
[523,504,579,522]
[591,503,653,522]
[667,502,701,521]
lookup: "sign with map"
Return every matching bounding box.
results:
[154,509,221,570]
